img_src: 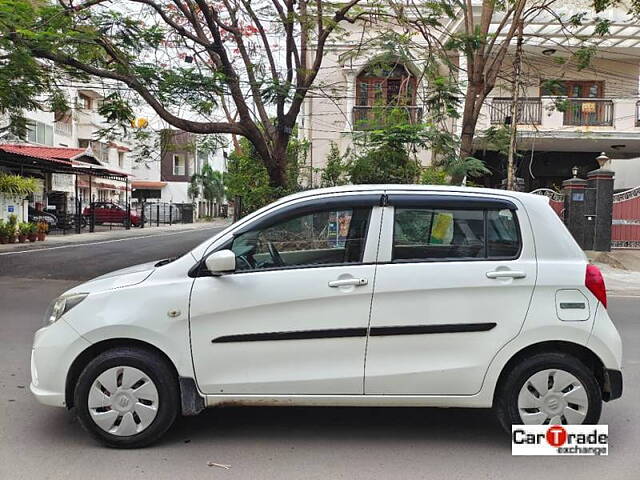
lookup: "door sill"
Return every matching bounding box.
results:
[205,393,486,409]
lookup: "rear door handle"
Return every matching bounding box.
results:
[486,270,527,279]
[328,278,368,288]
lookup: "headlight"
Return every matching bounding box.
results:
[43,293,88,326]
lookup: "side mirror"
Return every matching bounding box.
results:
[204,250,236,275]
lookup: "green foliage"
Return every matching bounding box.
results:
[444,156,491,182]
[18,221,33,235]
[348,144,420,185]
[225,140,279,216]
[191,164,225,205]
[0,214,18,237]
[225,135,307,216]
[484,125,512,158]
[0,174,38,197]
[285,133,311,192]
[320,142,347,187]
[573,46,597,71]
[420,167,449,185]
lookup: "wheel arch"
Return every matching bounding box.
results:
[65,338,204,415]
[492,340,611,404]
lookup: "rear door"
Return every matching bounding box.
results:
[365,192,536,395]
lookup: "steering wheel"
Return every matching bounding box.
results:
[267,241,285,267]
[236,255,255,270]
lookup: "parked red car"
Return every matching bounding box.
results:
[83,202,141,227]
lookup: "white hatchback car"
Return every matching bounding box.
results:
[31,185,623,448]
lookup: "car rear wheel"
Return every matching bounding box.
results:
[494,352,602,432]
[74,347,179,448]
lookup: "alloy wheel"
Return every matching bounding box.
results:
[517,368,589,425]
[87,366,159,436]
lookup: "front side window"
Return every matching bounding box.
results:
[231,207,371,271]
[393,207,520,261]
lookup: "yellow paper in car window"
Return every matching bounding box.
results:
[430,213,453,245]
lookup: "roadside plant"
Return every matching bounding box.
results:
[420,167,449,185]
[320,143,348,188]
[0,174,38,197]
[190,164,225,217]
[36,221,48,241]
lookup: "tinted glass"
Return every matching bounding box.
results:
[231,207,371,271]
[393,208,485,260]
[487,209,520,258]
[393,207,520,261]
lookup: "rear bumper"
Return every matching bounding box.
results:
[604,369,623,402]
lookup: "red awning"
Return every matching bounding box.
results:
[132,181,167,189]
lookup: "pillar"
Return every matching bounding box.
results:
[562,177,588,249]
[586,169,615,252]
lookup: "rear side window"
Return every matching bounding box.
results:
[487,209,520,258]
[393,207,520,261]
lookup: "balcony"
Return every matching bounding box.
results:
[352,106,423,131]
[563,98,613,126]
[480,97,640,132]
[490,98,542,125]
[75,108,106,139]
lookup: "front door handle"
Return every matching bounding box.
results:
[328,278,368,288]
[486,270,527,279]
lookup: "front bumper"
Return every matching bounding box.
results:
[603,369,623,402]
[30,319,91,408]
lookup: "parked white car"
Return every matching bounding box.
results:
[31,185,623,448]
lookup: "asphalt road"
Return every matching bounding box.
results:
[0,228,638,479]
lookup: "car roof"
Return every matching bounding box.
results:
[279,184,545,206]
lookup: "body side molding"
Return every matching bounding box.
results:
[211,323,497,343]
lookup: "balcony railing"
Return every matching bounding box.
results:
[563,98,613,126]
[352,106,423,130]
[490,98,542,125]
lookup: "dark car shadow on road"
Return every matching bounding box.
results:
[31,404,507,450]
[164,406,508,449]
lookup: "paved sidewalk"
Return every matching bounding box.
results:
[0,219,231,253]
[587,250,640,296]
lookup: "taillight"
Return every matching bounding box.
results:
[585,264,607,308]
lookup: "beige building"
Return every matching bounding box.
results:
[300,2,640,191]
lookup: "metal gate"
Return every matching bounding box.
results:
[612,186,640,248]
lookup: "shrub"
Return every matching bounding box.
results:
[420,167,449,185]
[0,174,38,197]
[347,144,420,184]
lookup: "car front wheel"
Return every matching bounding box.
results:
[74,347,179,448]
[494,352,602,432]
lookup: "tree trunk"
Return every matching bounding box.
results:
[264,133,292,189]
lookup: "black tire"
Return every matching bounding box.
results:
[494,352,602,433]
[74,347,179,448]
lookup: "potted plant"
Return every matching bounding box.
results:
[18,222,31,243]
[36,221,48,241]
[27,222,38,242]
[6,214,17,243]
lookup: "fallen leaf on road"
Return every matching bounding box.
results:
[207,462,231,470]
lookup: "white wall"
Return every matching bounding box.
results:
[161,182,190,204]
[611,157,640,190]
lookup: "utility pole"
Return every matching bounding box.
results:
[506,20,524,191]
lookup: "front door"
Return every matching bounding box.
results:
[190,197,381,395]
[364,193,536,395]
